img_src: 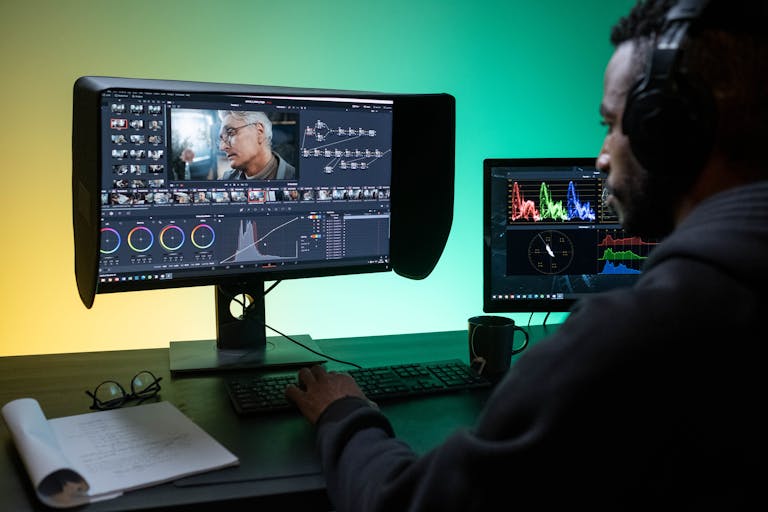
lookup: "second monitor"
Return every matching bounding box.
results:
[484,157,660,314]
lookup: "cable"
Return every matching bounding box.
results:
[526,311,553,327]
[220,280,280,309]
[264,280,281,295]
[221,282,363,369]
[263,323,363,369]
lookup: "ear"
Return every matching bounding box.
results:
[255,122,266,144]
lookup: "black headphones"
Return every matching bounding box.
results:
[622,0,717,179]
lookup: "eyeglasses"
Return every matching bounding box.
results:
[85,370,163,410]
[218,122,258,145]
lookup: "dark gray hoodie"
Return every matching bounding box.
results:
[315,180,768,511]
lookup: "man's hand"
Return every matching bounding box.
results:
[285,365,369,424]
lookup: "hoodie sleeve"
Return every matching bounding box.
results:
[315,395,508,512]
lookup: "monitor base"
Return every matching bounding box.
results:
[169,335,326,375]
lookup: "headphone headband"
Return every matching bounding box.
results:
[622,0,716,180]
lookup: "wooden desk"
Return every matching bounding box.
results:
[0,326,559,511]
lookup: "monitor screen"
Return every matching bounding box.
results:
[73,76,455,373]
[484,158,659,313]
[96,88,392,291]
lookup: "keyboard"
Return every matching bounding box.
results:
[225,359,492,415]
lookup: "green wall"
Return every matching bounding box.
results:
[0,0,635,355]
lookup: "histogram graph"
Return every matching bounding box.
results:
[220,217,302,264]
[597,229,659,275]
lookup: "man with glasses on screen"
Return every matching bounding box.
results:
[217,110,296,180]
[286,0,768,509]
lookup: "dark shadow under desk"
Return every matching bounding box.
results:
[0,325,560,511]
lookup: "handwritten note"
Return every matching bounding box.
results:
[2,399,239,508]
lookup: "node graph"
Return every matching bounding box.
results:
[301,119,391,174]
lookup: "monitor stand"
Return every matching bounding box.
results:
[169,282,326,375]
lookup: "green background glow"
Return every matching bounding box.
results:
[0,0,634,355]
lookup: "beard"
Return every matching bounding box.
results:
[604,167,684,239]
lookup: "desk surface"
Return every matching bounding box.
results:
[0,325,559,511]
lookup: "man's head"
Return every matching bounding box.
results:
[218,110,274,175]
[597,0,767,237]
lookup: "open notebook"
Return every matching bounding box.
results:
[1,398,239,508]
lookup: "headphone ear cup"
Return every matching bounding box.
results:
[622,83,667,173]
[623,76,716,181]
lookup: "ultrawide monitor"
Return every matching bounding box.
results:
[72,76,455,373]
[484,157,659,314]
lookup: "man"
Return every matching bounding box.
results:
[286,0,768,509]
[217,110,296,180]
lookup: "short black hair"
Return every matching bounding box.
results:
[611,0,768,45]
[610,0,677,46]
[611,0,768,165]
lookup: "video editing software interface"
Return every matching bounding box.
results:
[487,160,659,308]
[97,89,393,288]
